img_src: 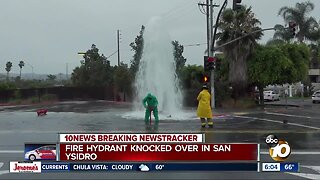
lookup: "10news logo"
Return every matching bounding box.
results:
[265,134,291,161]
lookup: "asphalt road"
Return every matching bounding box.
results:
[0,101,319,179]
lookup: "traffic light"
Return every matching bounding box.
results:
[289,21,297,36]
[207,57,216,70]
[204,56,216,71]
[203,74,210,83]
[204,56,209,71]
[233,0,242,11]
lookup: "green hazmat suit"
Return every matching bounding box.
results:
[142,93,159,122]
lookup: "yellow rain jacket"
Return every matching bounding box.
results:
[197,89,213,118]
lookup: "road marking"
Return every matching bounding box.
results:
[261,151,320,155]
[286,166,320,179]
[265,112,320,119]
[236,115,320,130]
[286,172,320,180]
[0,170,9,176]
[0,162,3,169]
[302,166,320,173]
[0,150,24,153]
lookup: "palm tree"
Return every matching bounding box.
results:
[18,60,25,79]
[309,41,320,69]
[216,6,263,98]
[5,61,13,81]
[278,1,319,43]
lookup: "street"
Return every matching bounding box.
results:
[0,100,319,179]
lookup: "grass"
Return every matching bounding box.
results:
[4,94,58,105]
[221,97,256,109]
[286,96,310,100]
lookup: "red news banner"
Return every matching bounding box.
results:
[58,134,258,161]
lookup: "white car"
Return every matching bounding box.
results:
[312,90,320,104]
[264,91,280,101]
[25,145,56,161]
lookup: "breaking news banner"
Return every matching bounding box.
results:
[261,163,299,172]
[40,162,258,172]
[59,143,258,161]
[59,133,204,143]
[10,161,41,173]
[24,143,57,161]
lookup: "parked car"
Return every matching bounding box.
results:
[264,91,280,101]
[312,90,320,104]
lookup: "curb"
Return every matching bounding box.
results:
[264,104,300,108]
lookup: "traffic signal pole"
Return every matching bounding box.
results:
[209,0,228,109]
[209,0,215,109]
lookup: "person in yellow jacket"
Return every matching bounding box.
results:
[197,85,213,127]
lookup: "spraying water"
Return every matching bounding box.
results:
[133,17,183,115]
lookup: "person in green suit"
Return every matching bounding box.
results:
[143,93,159,123]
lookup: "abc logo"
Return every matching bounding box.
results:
[265,134,291,161]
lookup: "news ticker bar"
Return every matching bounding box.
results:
[10,161,299,173]
[40,162,259,172]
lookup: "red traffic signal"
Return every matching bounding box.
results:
[207,57,216,62]
[204,56,216,71]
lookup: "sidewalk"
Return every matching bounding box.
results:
[264,98,313,107]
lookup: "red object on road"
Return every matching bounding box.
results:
[37,109,48,116]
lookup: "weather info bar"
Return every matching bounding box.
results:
[40,162,258,172]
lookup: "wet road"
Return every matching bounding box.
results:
[0,101,319,179]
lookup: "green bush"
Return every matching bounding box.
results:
[0,82,16,90]
[29,96,39,104]
[221,97,256,109]
[41,94,58,101]
[14,90,22,99]
[215,81,232,107]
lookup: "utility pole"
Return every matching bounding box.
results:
[26,62,34,79]
[198,0,218,109]
[209,0,215,109]
[66,63,68,79]
[117,30,120,66]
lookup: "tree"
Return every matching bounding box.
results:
[113,63,132,101]
[266,39,286,47]
[249,43,310,105]
[309,40,320,69]
[273,24,294,42]
[216,6,263,98]
[47,74,57,81]
[248,45,291,105]
[130,25,145,76]
[18,61,25,79]
[172,40,187,76]
[278,1,319,43]
[179,65,204,89]
[5,61,13,81]
[279,43,310,84]
[71,44,113,87]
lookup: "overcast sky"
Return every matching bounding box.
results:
[0,0,319,75]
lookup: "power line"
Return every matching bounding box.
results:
[184,43,206,47]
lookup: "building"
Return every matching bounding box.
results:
[309,58,320,90]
